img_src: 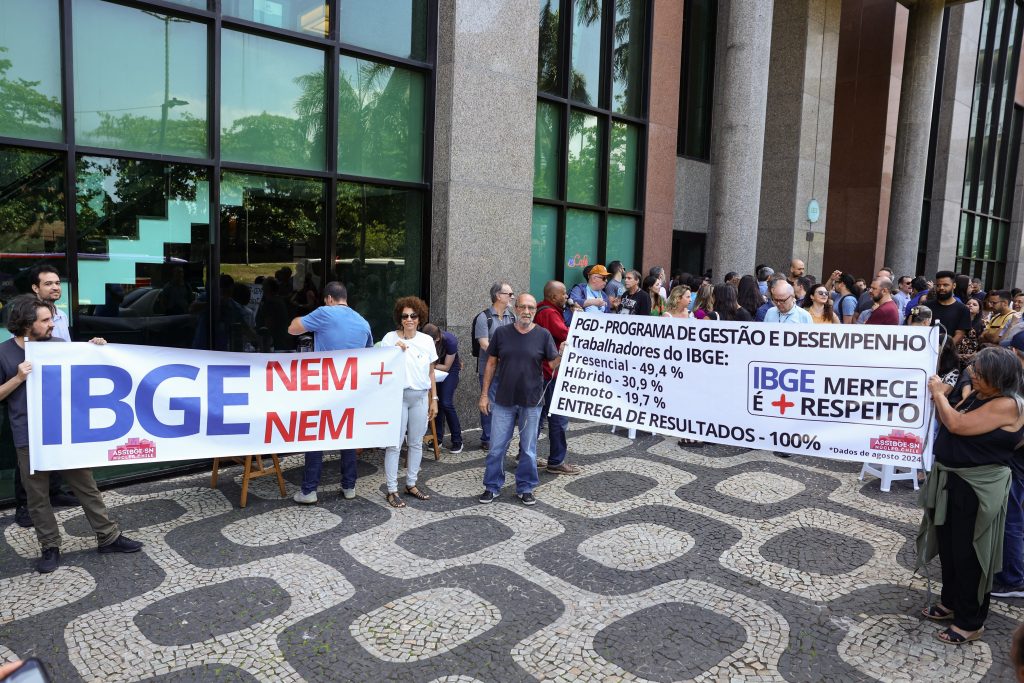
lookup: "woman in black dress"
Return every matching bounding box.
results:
[919,347,1024,644]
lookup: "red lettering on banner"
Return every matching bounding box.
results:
[266,358,358,391]
[264,409,356,443]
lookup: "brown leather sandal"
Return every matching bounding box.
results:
[405,486,431,501]
[386,492,406,508]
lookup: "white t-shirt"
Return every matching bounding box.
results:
[380,331,438,390]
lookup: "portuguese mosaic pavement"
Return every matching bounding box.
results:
[1,421,1020,681]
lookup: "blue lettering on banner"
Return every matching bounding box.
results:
[752,366,816,393]
[49,363,253,444]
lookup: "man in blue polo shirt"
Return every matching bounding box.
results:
[288,281,372,504]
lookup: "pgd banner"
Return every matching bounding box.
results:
[551,313,940,468]
[25,343,406,472]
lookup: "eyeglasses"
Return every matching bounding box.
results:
[772,295,793,305]
[500,290,514,296]
[516,305,536,311]
[814,290,829,297]
[400,313,419,320]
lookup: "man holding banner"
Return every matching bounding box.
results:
[1,295,142,573]
[288,281,373,504]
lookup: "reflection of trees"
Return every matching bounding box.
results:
[220,175,323,264]
[567,113,600,203]
[91,112,207,157]
[538,1,560,92]
[0,46,61,140]
[612,0,644,115]
[0,147,64,252]
[608,122,636,208]
[534,102,560,196]
[338,59,422,180]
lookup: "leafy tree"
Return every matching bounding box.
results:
[0,46,61,141]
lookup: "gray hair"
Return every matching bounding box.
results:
[972,347,1024,416]
[489,281,511,303]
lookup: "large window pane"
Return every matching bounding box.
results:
[340,0,428,61]
[73,0,207,157]
[612,0,645,116]
[221,30,326,171]
[609,121,639,209]
[220,172,325,352]
[75,156,210,350]
[530,204,558,299]
[338,56,424,182]
[223,0,329,38]
[0,0,62,142]
[565,209,599,284]
[538,0,561,94]
[678,0,716,159]
[0,146,67,343]
[570,0,604,106]
[567,111,601,204]
[335,183,423,338]
[606,214,635,269]
[534,101,562,199]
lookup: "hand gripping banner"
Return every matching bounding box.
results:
[25,343,406,472]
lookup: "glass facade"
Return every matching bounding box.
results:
[677,0,716,160]
[957,0,1023,288]
[0,0,434,502]
[532,0,649,290]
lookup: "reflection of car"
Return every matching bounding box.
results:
[77,286,205,348]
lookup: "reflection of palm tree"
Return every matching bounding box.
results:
[294,68,326,150]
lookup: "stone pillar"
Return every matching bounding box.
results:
[431,0,539,426]
[884,0,945,277]
[924,3,983,277]
[757,0,841,280]
[708,0,774,279]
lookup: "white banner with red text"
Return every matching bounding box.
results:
[550,313,940,468]
[25,343,405,472]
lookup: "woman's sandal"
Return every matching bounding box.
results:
[405,486,431,501]
[921,605,954,621]
[386,492,406,508]
[935,626,983,645]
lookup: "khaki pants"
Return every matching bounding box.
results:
[16,447,119,551]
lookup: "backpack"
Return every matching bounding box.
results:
[470,309,495,357]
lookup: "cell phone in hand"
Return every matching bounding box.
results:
[2,659,52,683]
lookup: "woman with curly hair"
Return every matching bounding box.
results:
[801,285,839,324]
[379,296,438,508]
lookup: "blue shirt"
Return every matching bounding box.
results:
[764,306,813,324]
[300,305,373,351]
[755,301,773,322]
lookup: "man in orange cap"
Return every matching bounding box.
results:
[568,264,612,313]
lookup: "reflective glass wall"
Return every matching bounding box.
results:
[0,0,434,497]
[958,0,1023,288]
[531,0,649,296]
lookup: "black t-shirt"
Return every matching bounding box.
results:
[619,289,651,315]
[487,324,558,407]
[0,337,65,447]
[923,299,971,341]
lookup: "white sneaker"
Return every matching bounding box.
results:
[293,490,318,504]
[341,488,356,500]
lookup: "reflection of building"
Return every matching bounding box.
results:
[0,0,1020,496]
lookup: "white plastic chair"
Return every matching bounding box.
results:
[859,462,919,492]
[610,425,636,439]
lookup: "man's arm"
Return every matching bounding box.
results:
[288,317,307,335]
[478,355,498,415]
[0,364,28,402]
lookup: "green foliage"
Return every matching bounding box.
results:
[0,47,62,141]
[0,147,65,253]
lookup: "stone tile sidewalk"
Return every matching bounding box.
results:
[0,422,1017,681]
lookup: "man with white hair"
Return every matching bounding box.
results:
[764,280,812,324]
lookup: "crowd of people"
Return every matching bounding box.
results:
[7,256,1024,656]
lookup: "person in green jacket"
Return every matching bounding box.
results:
[918,347,1024,645]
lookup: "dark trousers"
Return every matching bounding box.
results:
[997,476,1024,586]
[937,473,992,631]
[16,447,119,551]
[538,377,567,467]
[434,366,462,447]
[14,461,65,506]
[300,450,357,494]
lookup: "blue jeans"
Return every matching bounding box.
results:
[435,365,462,447]
[301,450,357,494]
[478,374,499,442]
[483,404,541,495]
[539,378,567,467]
[997,477,1024,586]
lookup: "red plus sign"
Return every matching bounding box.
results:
[370,362,393,385]
[771,394,795,415]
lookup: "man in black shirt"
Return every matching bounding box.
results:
[478,294,561,506]
[923,270,971,346]
[0,296,142,573]
[618,270,651,315]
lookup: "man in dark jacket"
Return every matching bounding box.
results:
[535,281,580,475]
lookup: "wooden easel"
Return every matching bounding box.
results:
[210,454,287,508]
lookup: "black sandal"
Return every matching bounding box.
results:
[386,492,406,508]
[921,605,954,621]
[935,626,983,644]
[405,486,431,501]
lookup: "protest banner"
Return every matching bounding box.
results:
[551,313,940,467]
[25,343,405,472]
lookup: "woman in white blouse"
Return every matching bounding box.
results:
[379,296,438,508]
